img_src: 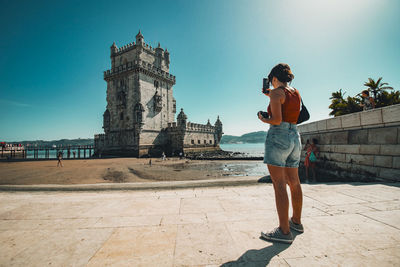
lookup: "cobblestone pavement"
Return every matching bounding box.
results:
[1,182,399,266]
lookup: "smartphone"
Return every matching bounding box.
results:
[262,78,269,94]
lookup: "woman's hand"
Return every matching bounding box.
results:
[262,88,271,97]
[258,112,266,122]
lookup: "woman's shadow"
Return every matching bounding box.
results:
[221,233,300,266]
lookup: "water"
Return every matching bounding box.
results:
[220,143,264,157]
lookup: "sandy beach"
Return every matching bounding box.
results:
[0,158,268,185]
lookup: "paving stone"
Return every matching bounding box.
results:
[180,197,224,214]
[93,215,161,228]
[363,200,400,211]
[303,191,366,206]
[5,228,113,267]
[313,213,396,234]
[174,223,238,266]
[161,213,208,225]
[360,210,400,230]
[87,226,176,266]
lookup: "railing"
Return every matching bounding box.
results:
[1,145,95,160]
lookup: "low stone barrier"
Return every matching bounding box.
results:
[298,104,400,182]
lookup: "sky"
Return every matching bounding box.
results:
[1,0,399,141]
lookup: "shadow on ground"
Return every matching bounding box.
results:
[220,233,303,266]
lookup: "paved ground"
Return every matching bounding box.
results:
[0,182,399,266]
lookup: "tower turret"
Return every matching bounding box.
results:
[177,108,187,129]
[164,48,170,67]
[214,116,223,143]
[136,30,144,46]
[110,42,118,55]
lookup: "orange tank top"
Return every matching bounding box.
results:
[267,88,301,124]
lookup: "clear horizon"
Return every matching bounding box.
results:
[1,0,399,142]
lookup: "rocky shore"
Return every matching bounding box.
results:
[185,149,263,160]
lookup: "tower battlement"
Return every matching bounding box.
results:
[103,59,176,83]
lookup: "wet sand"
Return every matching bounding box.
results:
[0,158,268,185]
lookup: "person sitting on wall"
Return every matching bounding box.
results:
[304,138,319,182]
[360,90,375,110]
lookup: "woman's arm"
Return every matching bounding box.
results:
[370,97,375,108]
[258,89,285,125]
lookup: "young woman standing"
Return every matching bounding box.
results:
[258,63,304,243]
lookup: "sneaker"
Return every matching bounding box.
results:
[260,227,293,244]
[289,219,304,233]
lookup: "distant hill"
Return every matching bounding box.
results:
[220,131,267,144]
[8,138,94,147]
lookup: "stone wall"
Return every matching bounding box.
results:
[298,104,400,182]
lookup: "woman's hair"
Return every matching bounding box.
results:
[362,90,369,96]
[268,63,294,83]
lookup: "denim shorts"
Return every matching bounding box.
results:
[264,122,302,168]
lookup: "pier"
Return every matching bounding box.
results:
[0,145,95,160]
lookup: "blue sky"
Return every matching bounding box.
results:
[1,0,399,141]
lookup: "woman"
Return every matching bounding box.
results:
[304,138,319,182]
[258,63,304,244]
[361,90,375,110]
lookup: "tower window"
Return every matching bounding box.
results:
[191,140,194,144]
[204,140,206,144]
[198,140,200,144]
[210,140,213,144]
[120,112,124,120]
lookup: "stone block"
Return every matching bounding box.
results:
[319,145,334,153]
[317,120,327,131]
[345,154,374,165]
[297,124,307,133]
[349,129,368,144]
[398,127,400,144]
[379,168,400,181]
[301,134,322,145]
[329,152,346,162]
[334,145,360,154]
[308,122,318,132]
[392,157,400,169]
[361,109,383,126]
[359,145,381,155]
[374,155,393,168]
[368,127,398,145]
[326,117,342,130]
[341,112,361,128]
[330,131,349,145]
[351,163,379,176]
[380,145,400,156]
[382,104,400,124]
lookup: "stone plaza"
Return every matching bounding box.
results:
[1,180,399,266]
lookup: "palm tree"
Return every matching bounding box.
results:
[363,77,393,100]
[329,89,347,116]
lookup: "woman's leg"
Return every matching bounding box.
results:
[305,166,309,179]
[267,164,290,234]
[311,165,316,181]
[285,167,303,224]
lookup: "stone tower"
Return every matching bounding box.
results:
[97,30,176,156]
[95,31,222,157]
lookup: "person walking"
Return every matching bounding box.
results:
[57,151,63,167]
[258,63,304,244]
